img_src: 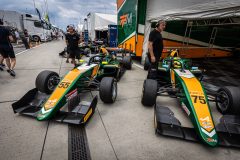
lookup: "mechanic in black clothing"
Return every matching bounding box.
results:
[65,26,80,66]
[0,19,16,77]
[65,25,70,63]
[147,20,166,79]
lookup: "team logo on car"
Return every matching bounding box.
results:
[200,116,213,129]
[206,138,217,143]
[44,99,57,111]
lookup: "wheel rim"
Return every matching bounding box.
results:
[47,75,59,91]
[112,82,117,101]
[217,91,229,112]
[34,37,39,42]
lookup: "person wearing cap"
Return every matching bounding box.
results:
[147,20,166,79]
[65,26,80,66]
[0,19,16,77]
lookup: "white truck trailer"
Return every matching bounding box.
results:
[0,10,51,42]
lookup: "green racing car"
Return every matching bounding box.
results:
[12,52,131,125]
[141,50,240,148]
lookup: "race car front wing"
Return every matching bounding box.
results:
[12,88,97,125]
[154,105,240,148]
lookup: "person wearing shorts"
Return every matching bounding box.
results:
[0,19,16,77]
[65,26,80,66]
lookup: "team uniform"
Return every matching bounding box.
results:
[147,29,164,79]
[0,26,15,59]
[65,33,80,59]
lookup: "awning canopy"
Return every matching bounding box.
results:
[87,12,117,40]
[94,13,117,30]
[146,0,240,22]
[141,0,240,63]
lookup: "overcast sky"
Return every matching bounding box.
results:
[0,0,117,29]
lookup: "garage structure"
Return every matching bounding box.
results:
[117,0,240,63]
[86,12,117,41]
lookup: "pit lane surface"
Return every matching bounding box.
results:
[0,40,240,160]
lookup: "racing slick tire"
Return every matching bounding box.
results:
[144,56,150,70]
[122,56,132,70]
[141,79,158,106]
[99,77,117,103]
[216,86,240,115]
[35,70,59,94]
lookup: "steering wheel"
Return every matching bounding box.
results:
[88,55,104,65]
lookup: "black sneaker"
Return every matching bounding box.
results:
[0,66,3,71]
[0,63,5,67]
[9,70,16,77]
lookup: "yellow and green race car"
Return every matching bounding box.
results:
[12,52,131,125]
[142,50,240,148]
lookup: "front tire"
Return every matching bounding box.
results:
[141,79,158,106]
[216,86,240,115]
[99,77,117,103]
[35,70,59,94]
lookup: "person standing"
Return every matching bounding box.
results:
[0,54,5,71]
[147,20,166,79]
[65,26,70,63]
[0,19,17,77]
[65,26,80,66]
[21,29,30,49]
[14,29,20,45]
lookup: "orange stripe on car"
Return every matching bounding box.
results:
[180,76,214,133]
[44,68,84,110]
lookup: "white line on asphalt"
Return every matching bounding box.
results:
[133,63,144,69]
[15,45,41,56]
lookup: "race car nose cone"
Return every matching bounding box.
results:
[37,107,52,121]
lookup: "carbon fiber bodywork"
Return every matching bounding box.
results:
[155,106,240,148]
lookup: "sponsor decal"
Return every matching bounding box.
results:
[206,138,217,143]
[175,69,194,78]
[189,91,204,96]
[200,116,213,129]
[78,64,97,70]
[65,89,78,101]
[170,69,175,86]
[84,108,93,123]
[44,99,57,111]
[181,103,190,116]
[120,13,132,28]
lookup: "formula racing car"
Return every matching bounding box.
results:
[141,50,240,147]
[84,47,132,81]
[12,55,121,125]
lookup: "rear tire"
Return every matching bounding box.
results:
[141,79,158,106]
[35,70,59,94]
[122,56,132,70]
[216,86,240,115]
[99,77,117,103]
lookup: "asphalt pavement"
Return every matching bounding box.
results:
[0,40,240,160]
